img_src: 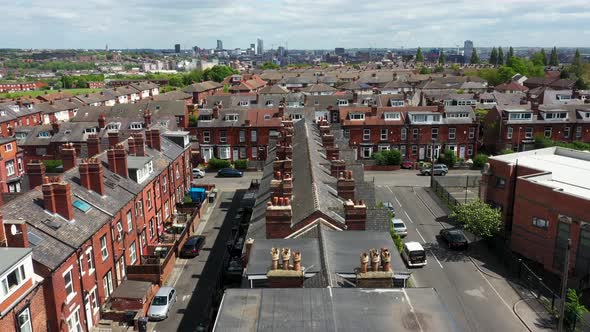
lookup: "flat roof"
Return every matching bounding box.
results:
[404,242,425,251]
[110,279,152,299]
[0,248,31,276]
[491,147,590,198]
[214,288,458,332]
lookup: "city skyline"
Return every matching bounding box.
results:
[2,0,589,49]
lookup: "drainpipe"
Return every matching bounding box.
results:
[74,248,89,331]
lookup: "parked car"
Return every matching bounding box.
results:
[420,164,448,176]
[391,218,408,237]
[180,235,206,257]
[439,229,469,250]
[382,201,395,214]
[147,287,177,320]
[401,160,414,169]
[192,168,205,178]
[217,168,244,177]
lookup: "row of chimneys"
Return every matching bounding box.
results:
[359,248,392,273]
[270,171,292,200]
[270,247,302,271]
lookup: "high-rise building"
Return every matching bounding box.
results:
[278,46,285,57]
[464,40,473,64]
[257,38,264,55]
[217,40,223,50]
[335,48,345,56]
[174,44,181,53]
[250,43,255,51]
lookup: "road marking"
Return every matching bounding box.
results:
[403,288,424,332]
[415,228,426,243]
[474,263,515,315]
[387,186,393,193]
[430,251,444,269]
[403,211,414,224]
[170,257,189,287]
[182,295,190,302]
[394,196,402,207]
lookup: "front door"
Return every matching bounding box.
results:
[419,146,425,160]
[84,296,93,331]
[202,147,213,162]
[459,146,466,159]
[232,148,239,161]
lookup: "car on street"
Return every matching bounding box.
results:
[402,241,427,267]
[420,164,448,176]
[382,201,395,214]
[217,168,244,177]
[147,286,177,320]
[439,228,469,250]
[401,160,414,169]
[192,168,205,178]
[391,218,407,237]
[180,235,206,257]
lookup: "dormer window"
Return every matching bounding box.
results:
[129,122,143,130]
[390,100,404,107]
[412,114,441,123]
[264,114,272,120]
[362,98,374,106]
[239,100,249,107]
[16,132,27,139]
[0,111,6,116]
[38,131,51,138]
[508,112,532,120]
[225,114,239,121]
[350,113,365,120]
[556,94,572,100]
[314,100,319,106]
[447,113,469,118]
[544,112,567,120]
[199,114,212,121]
[265,100,274,107]
[338,99,349,106]
[384,112,401,120]
[106,122,121,131]
[84,127,97,134]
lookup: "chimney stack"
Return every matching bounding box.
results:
[143,109,151,128]
[108,131,120,148]
[51,120,60,134]
[265,197,293,239]
[337,170,355,200]
[107,143,128,178]
[132,133,145,156]
[243,238,255,266]
[212,106,220,119]
[61,143,77,171]
[278,103,285,118]
[87,134,101,157]
[330,159,346,178]
[128,136,137,156]
[27,160,46,189]
[42,176,74,221]
[344,199,367,231]
[98,114,106,129]
[322,133,335,148]
[437,103,445,113]
[3,221,28,248]
[79,158,105,195]
[146,129,161,151]
[267,246,304,288]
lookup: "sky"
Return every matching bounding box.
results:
[3,0,590,50]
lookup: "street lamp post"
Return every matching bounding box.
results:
[430,139,436,187]
[517,127,523,152]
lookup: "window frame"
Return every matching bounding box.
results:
[100,235,109,261]
[448,128,456,140]
[532,217,549,229]
[380,128,388,141]
[363,129,371,141]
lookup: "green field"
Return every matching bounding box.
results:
[0,88,102,99]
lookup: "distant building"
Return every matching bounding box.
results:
[464,40,473,64]
[257,38,264,55]
[174,44,181,53]
[335,47,345,56]
[278,46,285,57]
[217,40,223,50]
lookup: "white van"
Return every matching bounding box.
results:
[402,241,427,267]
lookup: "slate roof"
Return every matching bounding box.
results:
[183,81,223,93]
[258,85,289,95]
[149,90,191,101]
[300,83,337,94]
[129,81,159,91]
[0,248,31,275]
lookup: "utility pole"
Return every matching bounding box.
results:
[430,139,436,187]
[558,238,571,332]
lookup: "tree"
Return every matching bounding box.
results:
[470,48,480,64]
[419,66,431,74]
[489,47,497,65]
[439,149,457,167]
[565,289,588,328]
[182,69,203,86]
[168,76,183,87]
[260,62,280,70]
[450,200,502,240]
[415,47,424,62]
[497,47,504,65]
[507,47,515,66]
[202,65,239,82]
[531,52,546,67]
[540,48,547,66]
[438,52,446,65]
[372,150,402,166]
[434,65,444,73]
[573,49,582,67]
[549,46,559,66]
[498,66,517,83]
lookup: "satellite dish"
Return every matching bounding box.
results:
[10,224,21,236]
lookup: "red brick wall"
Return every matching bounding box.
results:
[0,283,47,332]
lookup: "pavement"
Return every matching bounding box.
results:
[364,169,482,187]
[374,170,557,332]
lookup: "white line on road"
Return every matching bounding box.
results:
[394,196,402,207]
[416,228,426,243]
[474,262,516,315]
[403,211,414,224]
[403,289,424,332]
[430,251,444,269]
[182,295,190,302]
[387,186,393,193]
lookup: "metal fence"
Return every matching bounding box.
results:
[431,175,481,208]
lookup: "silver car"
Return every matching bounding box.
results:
[391,218,408,237]
[147,286,177,320]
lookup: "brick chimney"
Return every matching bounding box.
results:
[337,170,355,200]
[212,106,219,119]
[51,120,60,134]
[243,238,255,266]
[265,197,293,239]
[107,143,128,178]
[132,133,145,156]
[79,158,105,195]
[330,159,346,178]
[27,161,46,189]
[108,131,120,148]
[322,133,335,148]
[371,105,378,116]
[7,125,13,137]
[267,247,304,288]
[344,199,366,230]
[146,129,161,151]
[61,143,77,171]
[128,136,137,156]
[3,220,28,248]
[42,176,74,221]
[356,248,394,288]
[281,173,293,199]
[437,103,445,113]
[98,114,106,129]
[143,109,151,128]
[87,134,101,157]
[278,103,285,118]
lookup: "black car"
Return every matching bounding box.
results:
[180,236,206,257]
[217,168,244,178]
[439,229,468,250]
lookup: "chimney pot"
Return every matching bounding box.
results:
[360,252,369,273]
[370,248,380,271]
[271,247,280,270]
[293,251,302,271]
[281,248,291,270]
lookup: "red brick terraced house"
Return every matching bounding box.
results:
[0,102,43,138]
[1,128,191,331]
[0,137,25,193]
[340,105,478,161]
[183,81,223,106]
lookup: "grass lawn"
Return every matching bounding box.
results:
[0,88,102,99]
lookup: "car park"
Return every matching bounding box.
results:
[439,228,469,250]
[217,168,244,177]
[420,164,448,176]
[147,287,177,320]
[180,235,206,257]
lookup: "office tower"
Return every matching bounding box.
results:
[174,44,181,53]
[257,38,264,55]
[217,40,223,50]
[464,40,473,64]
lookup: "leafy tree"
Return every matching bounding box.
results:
[489,47,498,65]
[498,66,517,83]
[182,70,203,85]
[540,48,547,66]
[439,149,457,167]
[472,153,489,169]
[507,47,515,66]
[573,48,582,67]
[549,46,559,66]
[188,114,198,127]
[202,65,239,82]
[419,66,431,74]
[372,150,402,166]
[260,62,280,70]
[352,64,360,69]
[434,65,444,73]
[470,48,480,64]
[415,47,424,62]
[498,47,504,65]
[438,52,446,65]
[450,200,502,240]
[168,76,183,87]
[531,52,546,67]
[565,289,588,328]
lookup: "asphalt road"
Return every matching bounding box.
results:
[365,169,482,187]
[376,184,528,332]
[191,170,262,191]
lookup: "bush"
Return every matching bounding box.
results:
[439,149,457,168]
[499,149,514,155]
[472,153,489,169]
[184,194,192,204]
[234,159,248,170]
[207,158,231,170]
[44,160,63,173]
[188,114,198,127]
[372,150,402,166]
[389,223,404,253]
